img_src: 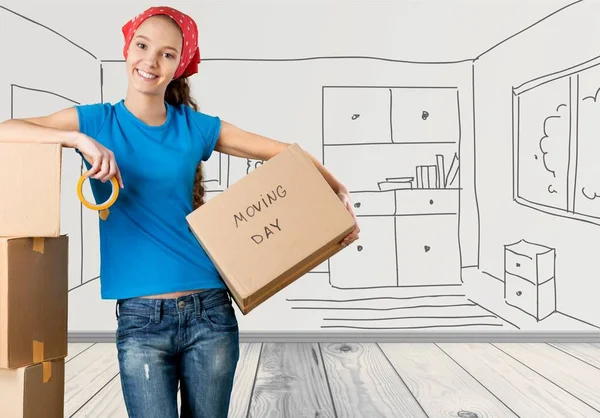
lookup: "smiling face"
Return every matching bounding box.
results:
[125,15,182,97]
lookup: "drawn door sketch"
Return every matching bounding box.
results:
[2,1,600,334]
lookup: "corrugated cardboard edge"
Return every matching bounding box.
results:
[52,144,63,236]
[0,239,8,368]
[240,221,354,314]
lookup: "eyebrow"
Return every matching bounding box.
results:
[134,35,179,53]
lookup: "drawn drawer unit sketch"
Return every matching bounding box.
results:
[504,239,557,320]
[324,85,461,288]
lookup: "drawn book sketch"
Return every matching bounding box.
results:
[1,0,599,335]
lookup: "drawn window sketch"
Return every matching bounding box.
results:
[513,58,600,223]
[2,1,600,335]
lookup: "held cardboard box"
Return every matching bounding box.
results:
[0,236,68,369]
[0,358,65,418]
[0,142,62,237]
[186,143,355,314]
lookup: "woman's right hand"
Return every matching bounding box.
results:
[72,133,124,189]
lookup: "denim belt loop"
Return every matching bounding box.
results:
[192,293,202,318]
[153,299,162,323]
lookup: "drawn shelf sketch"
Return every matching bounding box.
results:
[2,0,600,334]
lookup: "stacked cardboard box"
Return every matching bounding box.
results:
[0,143,67,418]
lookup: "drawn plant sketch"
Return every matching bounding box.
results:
[2,1,600,334]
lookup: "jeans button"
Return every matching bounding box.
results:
[178,301,185,308]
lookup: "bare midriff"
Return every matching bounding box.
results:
[140,289,205,299]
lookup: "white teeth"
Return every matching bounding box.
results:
[137,69,157,79]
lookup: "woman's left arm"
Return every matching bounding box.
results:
[215,121,360,247]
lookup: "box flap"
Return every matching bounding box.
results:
[23,359,65,418]
[3,236,68,368]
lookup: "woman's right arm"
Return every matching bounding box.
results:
[0,108,123,188]
[0,107,81,147]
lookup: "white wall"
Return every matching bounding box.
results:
[4,0,597,335]
[475,0,600,327]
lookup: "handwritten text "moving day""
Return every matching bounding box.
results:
[233,185,287,244]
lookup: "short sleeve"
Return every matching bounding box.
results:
[74,103,109,138]
[190,110,221,161]
[73,103,110,159]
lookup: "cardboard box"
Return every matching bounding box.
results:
[186,143,355,314]
[0,236,68,369]
[0,142,62,237]
[0,358,64,418]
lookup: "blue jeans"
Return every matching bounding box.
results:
[115,288,240,418]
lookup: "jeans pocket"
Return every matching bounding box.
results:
[117,312,154,339]
[203,298,238,329]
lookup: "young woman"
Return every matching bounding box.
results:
[0,6,359,418]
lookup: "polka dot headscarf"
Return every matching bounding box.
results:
[122,6,201,80]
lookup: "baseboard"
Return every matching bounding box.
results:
[68,331,600,343]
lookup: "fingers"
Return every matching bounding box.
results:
[85,151,123,189]
[86,157,102,178]
[340,224,360,248]
[104,158,117,184]
[116,167,124,189]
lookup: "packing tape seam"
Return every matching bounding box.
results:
[42,361,52,383]
[32,238,45,254]
[33,340,44,363]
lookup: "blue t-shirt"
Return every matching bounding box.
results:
[74,99,226,299]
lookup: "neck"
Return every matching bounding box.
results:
[124,88,168,126]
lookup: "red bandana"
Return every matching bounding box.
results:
[122,6,200,79]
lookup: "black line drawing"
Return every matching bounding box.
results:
[3,0,600,333]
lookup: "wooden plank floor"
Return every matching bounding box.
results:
[64,342,600,417]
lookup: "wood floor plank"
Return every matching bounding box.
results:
[228,343,262,418]
[493,343,600,413]
[70,373,127,418]
[66,343,94,362]
[379,343,518,418]
[248,343,335,418]
[320,342,427,417]
[439,343,600,417]
[549,343,600,370]
[64,343,120,416]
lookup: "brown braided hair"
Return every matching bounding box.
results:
[165,76,205,209]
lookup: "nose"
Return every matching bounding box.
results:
[142,52,159,67]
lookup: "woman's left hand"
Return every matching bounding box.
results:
[337,190,360,248]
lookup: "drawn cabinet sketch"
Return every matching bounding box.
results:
[324,86,461,289]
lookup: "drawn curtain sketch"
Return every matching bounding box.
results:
[2,0,600,335]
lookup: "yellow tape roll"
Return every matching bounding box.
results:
[77,175,119,211]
